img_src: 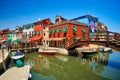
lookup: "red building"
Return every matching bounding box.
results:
[29,18,53,46]
[0,28,9,40]
[48,15,89,47]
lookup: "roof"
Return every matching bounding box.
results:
[47,20,88,28]
[33,18,51,24]
[71,14,98,21]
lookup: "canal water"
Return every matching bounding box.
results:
[10,51,120,80]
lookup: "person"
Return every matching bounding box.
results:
[1,42,6,49]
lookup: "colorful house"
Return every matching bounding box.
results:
[0,28,9,40]
[12,26,23,41]
[7,31,13,41]
[47,15,88,47]
[29,18,53,46]
[22,23,34,39]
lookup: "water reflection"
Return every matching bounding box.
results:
[19,52,120,80]
[82,52,120,80]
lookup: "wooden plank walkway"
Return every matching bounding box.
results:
[0,65,31,80]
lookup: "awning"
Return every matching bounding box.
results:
[54,28,56,33]
[29,35,43,42]
[29,38,33,42]
[33,32,36,35]
[72,26,77,32]
[82,27,85,33]
[63,26,67,32]
[46,37,66,41]
[13,38,20,43]
[49,29,52,34]
[38,31,41,35]
[58,27,61,33]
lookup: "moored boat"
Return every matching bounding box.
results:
[10,51,24,60]
[100,47,112,53]
[9,50,24,67]
[104,48,112,53]
[81,48,98,55]
[38,48,57,55]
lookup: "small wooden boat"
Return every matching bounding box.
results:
[11,54,24,60]
[9,51,24,67]
[81,48,98,55]
[100,47,112,53]
[104,48,112,53]
[38,48,57,55]
[10,51,24,60]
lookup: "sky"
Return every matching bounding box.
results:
[0,0,120,32]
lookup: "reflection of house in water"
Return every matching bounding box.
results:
[81,52,110,75]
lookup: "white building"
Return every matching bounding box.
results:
[22,23,34,39]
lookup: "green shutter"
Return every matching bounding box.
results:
[38,31,41,35]
[72,26,76,32]
[54,28,56,33]
[58,27,61,33]
[82,27,85,33]
[33,32,36,35]
[49,30,52,34]
[13,38,20,43]
[63,26,67,32]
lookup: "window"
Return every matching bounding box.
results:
[38,31,41,35]
[54,28,56,33]
[58,27,61,33]
[49,29,52,34]
[33,32,36,35]
[55,18,59,22]
[63,26,67,32]
[44,33,45,36]
[82,27,85,33]
[72,25,77,32]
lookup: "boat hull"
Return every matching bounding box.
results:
[10,55,25,63]
[81,51,98,55]
[38,51,57,55]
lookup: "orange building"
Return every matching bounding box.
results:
[29,18,52,46]
[47,15,89,47]
[0,28,9,40]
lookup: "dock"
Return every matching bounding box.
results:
[0,49,9,69]
[0,65,31,80]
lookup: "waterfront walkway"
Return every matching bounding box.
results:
[0,65,31,80]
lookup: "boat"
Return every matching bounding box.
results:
[11,54,24,60]
[104,47,112,53]
[100,47,112,53]
[81,48,98,55]
[9,50,24,67]
[10,51,24,60]
[38,48,57,55]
